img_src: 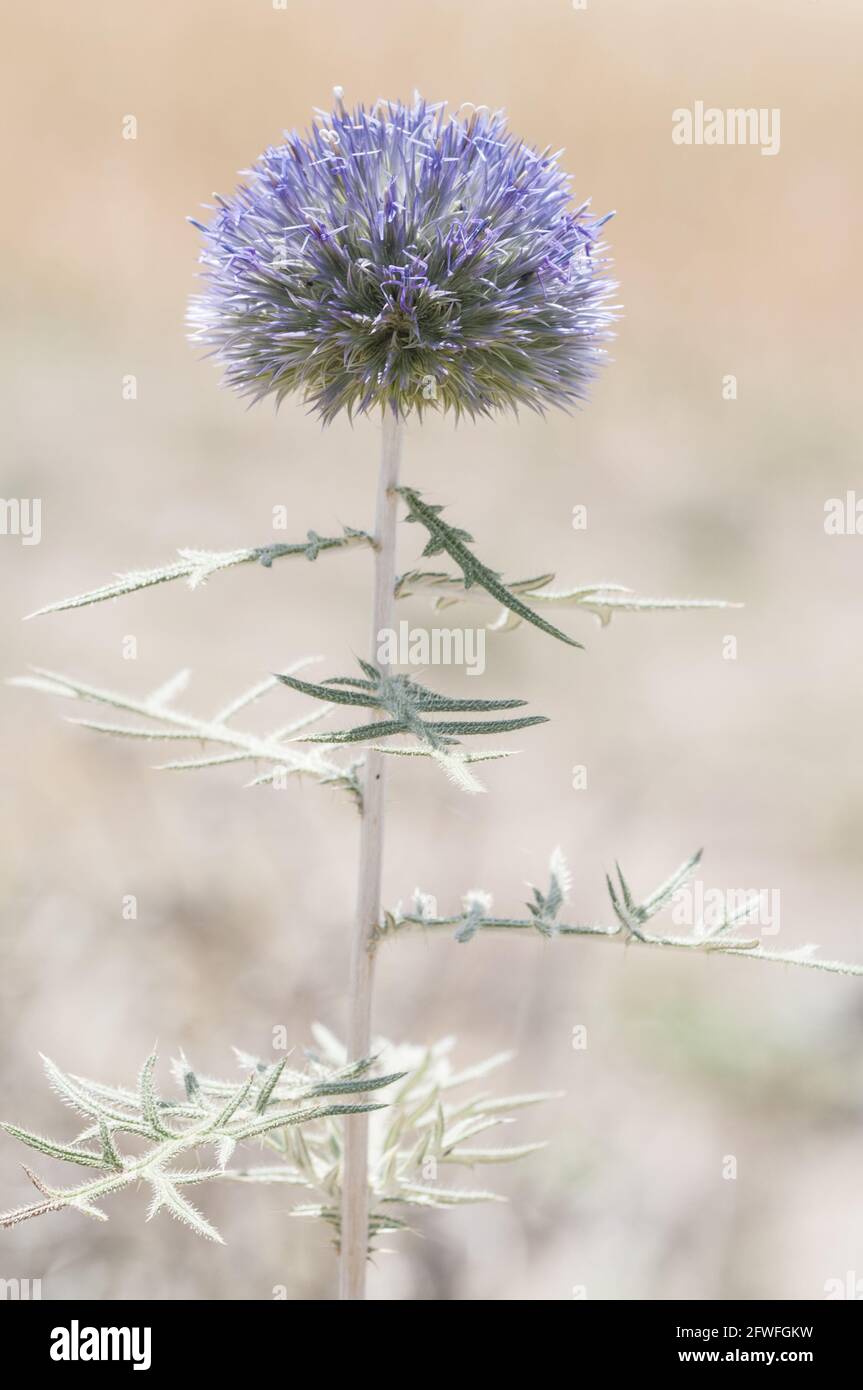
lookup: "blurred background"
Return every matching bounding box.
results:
[1,0,862,1301]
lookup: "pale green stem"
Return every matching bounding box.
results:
[339,412,404,1300]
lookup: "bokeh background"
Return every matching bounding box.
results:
[2,0,862,1301]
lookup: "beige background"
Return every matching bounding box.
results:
[1,0,861,1300]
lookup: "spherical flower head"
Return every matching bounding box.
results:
[188,94,615,423]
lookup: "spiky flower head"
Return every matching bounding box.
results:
[188,93,615,423]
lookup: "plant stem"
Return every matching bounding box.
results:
[339,411,404,1300]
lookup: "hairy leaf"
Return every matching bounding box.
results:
[27,528,372,618]
[398,488,583,648]
[384,847,863,977]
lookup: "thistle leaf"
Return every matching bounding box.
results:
[383,847,862,976]
[282,660,545,789]
[396,569,739,634]
[455,891,493,944]
[26,528,372,618]
[255,1059,288,1114]
[215,1074,256,1128]
[440,1142,548,1164]
[230,1102,387,1143]
[424,715,548,737]
[302,1071,408,1100]
[139,1052,169,1137]
[301,719,406,745]
[147,1174,225,1244]
[0,1047,404,1241]
[397,488,583,649]
[98,1121,124,1172]
[398,1183,507,1207]
[276,673,382,709]
[9,662,362,807]
[0,1124,105,1170]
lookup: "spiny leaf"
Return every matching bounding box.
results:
[276,673,381,709]
[360,746,511,766]
[440,1142,548,1164]
[215,1074,256,1128]
[523,583,741,629]
[0,1047,406,1241]
[385,847,863,977]
[40,1057,151,1136]
[398,1183,507,1206]
[397,488,583,649]
[98,1121,124,1172]
[302,1071,409,1099]
[0,1124,105,1170]
[284,660,546,786]
[214,1136,236,1170]
[26,528,372,618]
[396,569,739,632]
[423,715,547,737]
[147,1174,225,1244]
[230,1102,387,1143]
[301,719,406,746]
[455,892,492,944]
[640,849,703,917]
[255,1059,288,1114]
[68,1196,111,1223]
[387,691,528,714]
[9,662,362,808]
[139,1052,169,1137]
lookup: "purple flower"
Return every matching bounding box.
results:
[188,94,615,423]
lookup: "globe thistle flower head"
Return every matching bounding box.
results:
[188,94,615,423]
